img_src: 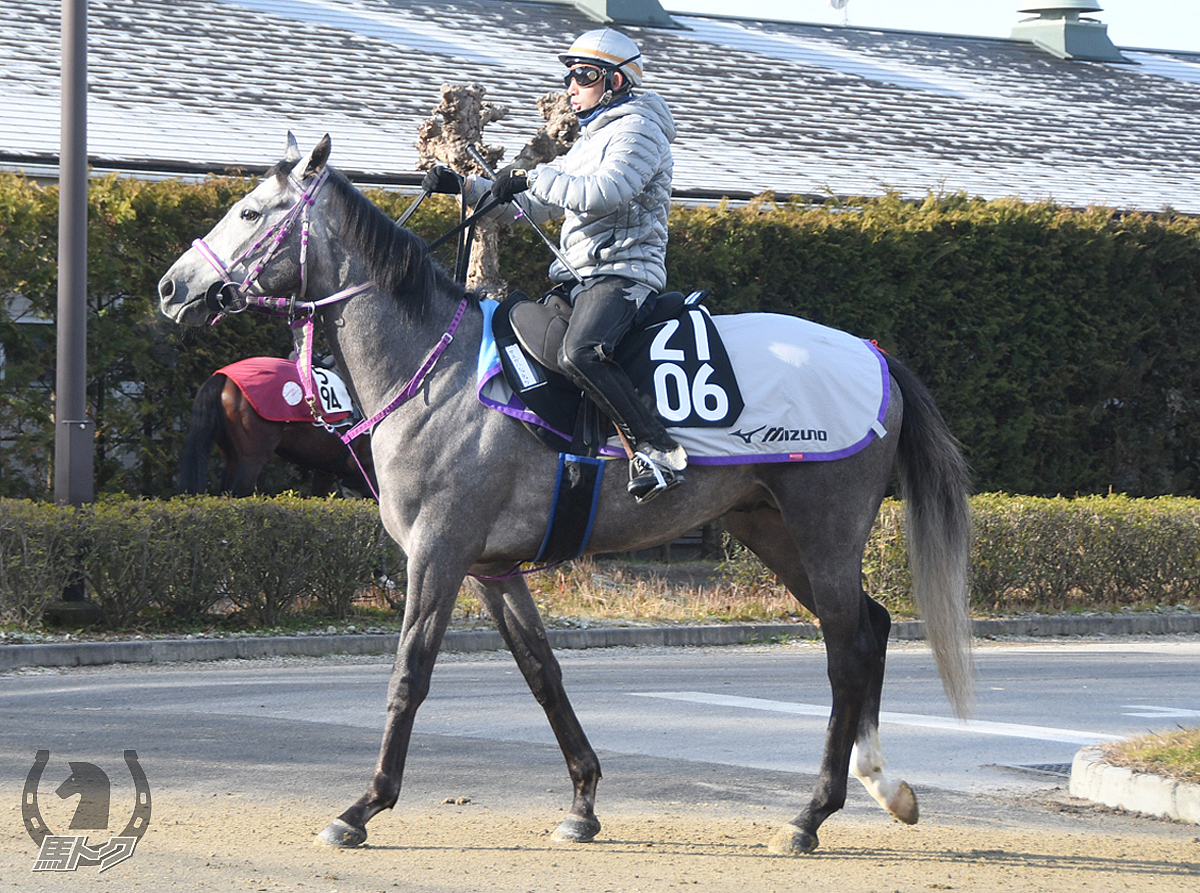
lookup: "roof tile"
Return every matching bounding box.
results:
[2,1,1198,210]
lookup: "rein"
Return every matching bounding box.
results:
[193,164,569,581]
[191,168,469,500]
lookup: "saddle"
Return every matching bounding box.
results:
[491,289,744,455]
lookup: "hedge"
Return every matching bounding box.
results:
[2,494,1195,631]
[0,496,404,627]
[2,174,1199,498]
[858,493,1200,617]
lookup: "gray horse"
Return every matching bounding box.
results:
[158,134,972,855]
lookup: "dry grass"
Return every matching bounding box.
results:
[1103,728,1200,783]
[451,557,813,627]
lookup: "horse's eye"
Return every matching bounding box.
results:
[240,208,261,222]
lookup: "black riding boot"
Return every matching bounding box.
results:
[557,277,688,503]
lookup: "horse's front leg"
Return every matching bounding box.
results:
[466,576,603,842]
[318,555,462,848]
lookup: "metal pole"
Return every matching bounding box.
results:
[55,0,94,507]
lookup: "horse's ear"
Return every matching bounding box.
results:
[302,135,332,178]
[283,131,302,168]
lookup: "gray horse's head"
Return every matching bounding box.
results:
[159,132,453,328]
[157,132,331,326]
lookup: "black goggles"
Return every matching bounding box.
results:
[562,65,605,89]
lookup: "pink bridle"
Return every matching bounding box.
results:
[190,168,362,314]
[190,168,470,499]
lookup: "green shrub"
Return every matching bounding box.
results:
[971,493,1200,613]
[152,497,240,621]
[0,500,81,623]
[299,497,401,619]
[721,494,1200,618]
[4,175,1200,498]
[2,494,1198,631]
[80,499,168,627]
[0,495,395,629]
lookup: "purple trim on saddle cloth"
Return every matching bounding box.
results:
[475,300,624,456]
[475,300,890,465]
[691,342,890,466]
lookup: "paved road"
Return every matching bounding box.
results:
[3,637,1198,815]
[5,636,1198,890]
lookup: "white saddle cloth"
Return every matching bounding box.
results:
[476,301,889,465]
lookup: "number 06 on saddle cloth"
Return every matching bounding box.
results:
[476,299,890,464]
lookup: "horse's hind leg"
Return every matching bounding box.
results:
[724,504,902,854]
[466,575,603,842]
[848,595,918,825]
[225,457,267,497]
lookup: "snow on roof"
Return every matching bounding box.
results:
[4,0,1199,212]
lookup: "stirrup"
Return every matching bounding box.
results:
[627,450,685,505]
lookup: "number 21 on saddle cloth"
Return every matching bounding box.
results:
[476,294,890,466]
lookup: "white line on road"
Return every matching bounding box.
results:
[630,691,1118,745]
[1121,705,1200,719]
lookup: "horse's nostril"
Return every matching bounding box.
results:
[158,278,175,302]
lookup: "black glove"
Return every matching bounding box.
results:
[489,166,529,204]
[421,165,461,195]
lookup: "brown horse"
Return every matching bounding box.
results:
[179,365,376,497]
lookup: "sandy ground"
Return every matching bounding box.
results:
[3,642,1199,890]
[4,788,1198,893]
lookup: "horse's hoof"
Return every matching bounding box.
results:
[767,823,819,855]
[551,815,601,842]
[888,781,919,825]
[317,818,368,848]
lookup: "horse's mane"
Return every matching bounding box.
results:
[321,167,474,321]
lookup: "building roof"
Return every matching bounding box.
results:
[4,0,1200,212]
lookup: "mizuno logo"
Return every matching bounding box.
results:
[730,426,828,444]
[730,426,765,444]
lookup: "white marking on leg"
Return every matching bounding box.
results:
[851,727,897,805]
[851,726,917,823]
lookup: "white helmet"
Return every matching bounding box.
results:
[558,28,644,88]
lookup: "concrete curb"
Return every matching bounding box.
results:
[1071,746,1200,826]
[0,624,812,671]
[1,612,1198,671]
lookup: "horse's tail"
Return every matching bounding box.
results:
[888,354,975,718]
[179,374,226,494]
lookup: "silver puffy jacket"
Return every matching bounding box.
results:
[467,92,677,292]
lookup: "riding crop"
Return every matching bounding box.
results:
[466,143,585,285]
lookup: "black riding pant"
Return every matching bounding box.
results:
[556,276,676,451]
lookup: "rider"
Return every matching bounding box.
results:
[422,28,685,503]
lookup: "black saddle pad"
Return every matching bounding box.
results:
[492,291,744,452]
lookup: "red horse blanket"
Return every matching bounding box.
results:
[217,357,354,425]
